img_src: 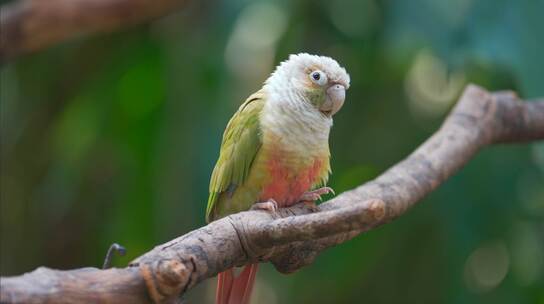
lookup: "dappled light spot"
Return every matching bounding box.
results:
[52,96,99,165]
[405,49,465,119]
[116,59,165,120]
[516,171,544,216]
[328,0,380,38]
[464,240,510,293]
[510,222,544,286]
[225,2,288,87]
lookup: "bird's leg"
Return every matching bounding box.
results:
[299,187,335,211]
[251,198,279,212]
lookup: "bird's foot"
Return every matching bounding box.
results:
[299,187,335,202]
[302,200,319,212]
[298,187,335,212]
[251,199,279,212]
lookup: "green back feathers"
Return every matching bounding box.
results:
[206,91,265,222]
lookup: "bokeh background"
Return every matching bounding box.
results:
[1,0,543,303]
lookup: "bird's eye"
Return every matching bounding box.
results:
[309,70,327,85]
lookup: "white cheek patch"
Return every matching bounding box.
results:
[290,77,306,92]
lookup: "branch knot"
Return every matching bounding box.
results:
[140,259,192,303]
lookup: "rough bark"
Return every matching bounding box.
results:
[0,0,187,61]
[1,84,543,303]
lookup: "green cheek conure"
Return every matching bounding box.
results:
[206,53,350,304]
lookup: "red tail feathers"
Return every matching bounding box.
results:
[216,264,258,304]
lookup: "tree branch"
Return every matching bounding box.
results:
[1,84,543,303]
[0,0,188,62]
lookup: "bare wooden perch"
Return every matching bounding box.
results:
[0,0,188,61]
[1,85,543,303]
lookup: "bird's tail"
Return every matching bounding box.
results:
[216,264,258,304]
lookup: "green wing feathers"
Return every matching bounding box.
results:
[206,91,265,222]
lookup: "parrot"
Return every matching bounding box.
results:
[206,53,350,304]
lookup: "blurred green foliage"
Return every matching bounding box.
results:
[1,0,543,303]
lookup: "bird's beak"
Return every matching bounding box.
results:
[320,84,346,117]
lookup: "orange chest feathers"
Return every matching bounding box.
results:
[259,150,327,207]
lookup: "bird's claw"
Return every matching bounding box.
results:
[302,200,320,212]
[299,186,335,202]
[251,199,279,212]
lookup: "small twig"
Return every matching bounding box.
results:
[102,243,127,269]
